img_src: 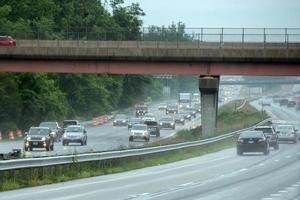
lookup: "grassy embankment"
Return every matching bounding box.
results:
[0,101,268,191]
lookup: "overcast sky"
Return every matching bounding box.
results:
[124,0,300,28]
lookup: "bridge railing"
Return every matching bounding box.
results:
[1,27,300,47]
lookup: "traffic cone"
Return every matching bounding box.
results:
[92,117,98,126]
[0,131,2,140]
[104,116,108,123]
[8,131,14,140]
[16,129,22,137]
[99,116,104,124]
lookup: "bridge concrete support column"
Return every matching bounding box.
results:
[199,76,220,137]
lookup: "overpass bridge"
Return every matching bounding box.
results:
[0,27,300,136]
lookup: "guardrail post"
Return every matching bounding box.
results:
[201,27,203,42]
[263,28,266,49]
[287,34,289,50]
[242,28,245,48]
[285,28,287,44]
[77,32,79,48]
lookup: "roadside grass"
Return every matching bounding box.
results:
[0,136,237,191]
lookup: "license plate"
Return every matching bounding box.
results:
[248,140,254,144]
[33,142,38,145]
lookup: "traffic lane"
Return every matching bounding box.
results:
[2,142,298,200]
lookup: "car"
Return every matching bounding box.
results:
[142,113,156,121]
[279,99,289,106]
[287,100,296,107]
[62,120,80,132]
[166,105,178,114]
[179,111,192,121]
[193,103,201,113]
[275,124,298,143]
[39,121,63,142]
[158,103,167,111]
[159,117,175,130]
[144,120,160,137]
[129,124,150,142]
[62,125,87,146]
[24,127,55,151]
[236,130,269,155]
[174,114,185,125]
[0,36,16,46]
[254,126,279,150]
[184,108,197,118]
[128,118,144,129]
[259,99,271,106]
[113,114,128,126]
[135,105,148,117]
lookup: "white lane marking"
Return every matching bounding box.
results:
[258,163,265,167]
[292,184,300,187]
[286,187,295,190]
[180,182,194,187]
[297,181,300,184]
[285,155,291,158]
[270,194,281,197]
[261,198,273,200]
[296,152,300,155]
[239,168,248,172]
[274,159,280,162]
[278,190,288,193]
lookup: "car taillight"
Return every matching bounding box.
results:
[237,139,244,144]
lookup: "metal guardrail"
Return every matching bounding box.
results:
[0,118,270,171]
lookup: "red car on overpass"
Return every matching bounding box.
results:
[0,36,16,46]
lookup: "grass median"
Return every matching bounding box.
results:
[0,101,268,191]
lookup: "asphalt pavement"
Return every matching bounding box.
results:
[1,98,299,200]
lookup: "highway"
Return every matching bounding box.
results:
[0,101,201,157]
[1,97,299,200]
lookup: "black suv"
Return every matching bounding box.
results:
[166,105,178,114]
[24,127,54,151]
[254,126,279,150]
[144,120,160,137]
[135,105,148,117]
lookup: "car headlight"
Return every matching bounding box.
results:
[159,123,163,125]
[171,123,174,125]
[122,120,126,123]
[26,137,31,141]
[41,137,46,141]
[113,120,117,123]
[181,119,184,121]
[63,134,67,138]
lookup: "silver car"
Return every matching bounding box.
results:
[275,124,298,143]
[129,124,150,142]
[62,125,87,146]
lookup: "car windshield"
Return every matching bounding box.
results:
[132,125,147,130]
[254,128,273,135]
[144,121,157,126]
[115,115,126,120]
[63,121,78,127]
[276,125,294,132]
[136,106,147,110]
[40,122,57,129]
[66,126,83,132]
[29,128,49,135]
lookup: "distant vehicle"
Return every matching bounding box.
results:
[62,120,80,132]
[128,118,144,129]
[166,105,178,114]
[144,120,160,137]
[159,117,175,130]
[272,95,284,103]
[193,103,201,113]
[113,114,128,126]
[62,125,87,146]
[39,121,63,142]
[158,103,167,111]
[184,108,197,118]
[135,105,148,117]
[254,126,279,150]
[0,36,16,46]
[279,99,289,106]
[179,111,192,121]
[178,93,192,108]
[192,93,200,102]
[287,100,296,107]
[142,113,156,121]
[236,130,269,155]
[174,114,185,125]
[275,124,298,143]
[24,127,54,151]
[259,98,271,106]
[129,124,150,142]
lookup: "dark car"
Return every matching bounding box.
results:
[174,114,185,125]
[39,121,63,142]
[179,111,192,121]
[128,118,144,129]
[158,103,167,111]
[135,105,148,117]
[62,120,80,132]
[113,114,128,126]
[275,124,298,143]
[62,125,87,146]
[279,99,289,106]
[193,103,201,113]
[144,120,160,137]
[166,105,178,114]
[0,36,16,46]
[254,126,279,150]
[236,130,269,155]
[184,108,197,118]
[159,117,175,130]
[24,127,54,151]
[287,100,296,107]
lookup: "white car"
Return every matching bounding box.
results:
[275,124,298,143]
[129,124,150,142]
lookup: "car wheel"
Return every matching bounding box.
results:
[46,146,50,151]
[62,141,65,146]
[29,147,33,151]
[145,137,150,142]
[172,126,175,130]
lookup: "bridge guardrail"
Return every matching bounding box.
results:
[0,118,270,171]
